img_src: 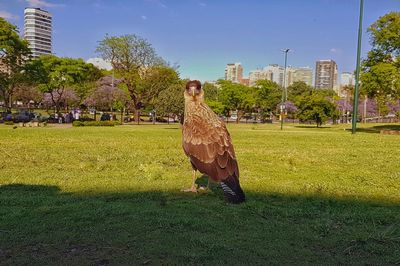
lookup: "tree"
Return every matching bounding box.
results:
[138,65,180,109]
[153,81,185,123]
[218,80,255,123]
[13,86,42,108]
[96,34,166,122]
[26,55,102,113]
[42,88,79,111]
[361,12,400,116]
[297,92,336,127]
[0,18,31,110]
[253,79,281,119]
[85,76,129,111]
[202,82,225,115]
[287,81,313,100]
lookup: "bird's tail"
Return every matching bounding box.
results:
[221,175,245,204]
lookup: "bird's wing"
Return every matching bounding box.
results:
[183,106,239,181]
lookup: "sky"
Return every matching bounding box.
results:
[1,0,399,81]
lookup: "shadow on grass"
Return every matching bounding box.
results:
[1,184,399,265]
[346,124,400,134]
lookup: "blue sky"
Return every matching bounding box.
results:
[1,0,399,81]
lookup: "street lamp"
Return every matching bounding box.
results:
[280,48,290,130]
[351,0,364,134]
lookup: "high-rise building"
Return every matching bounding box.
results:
[225,63,243,83]
[24,7,52,58]
[315,60,338,90]
[264,64,285,86]
[288,67,313,87]
[249,69,267,86]
[340,72,355,87]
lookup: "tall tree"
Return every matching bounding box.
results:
[96,34,166,122]
[0,18,31,110]
[253,79,281,119]
[26,55,102,113]
[218,80,255,123]
[361,12,400,116]
[153,81,185,123]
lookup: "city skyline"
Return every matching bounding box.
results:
[1,0,399,81]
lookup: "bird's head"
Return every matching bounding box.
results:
[184,80,203,101]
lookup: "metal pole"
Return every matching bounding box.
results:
[280,48,290,130]
[351,0,364,134]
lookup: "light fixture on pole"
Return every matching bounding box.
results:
[280,48,290,130]
[351,0,364,134]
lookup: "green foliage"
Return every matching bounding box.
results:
[218,80,255,120]
[297,92,336,126]
[72,120,120,127]
[206,100,225,115]
[368,11,400,55]
[253,79,281,115]
[0,18,31,109]
[153,81,185,119]
[287,81,313,100]
[26,55,102,112]
[96,34,167,120]
[361,12,400,113]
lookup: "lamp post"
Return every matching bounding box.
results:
[351,0,364,134]
[280,48,290,130]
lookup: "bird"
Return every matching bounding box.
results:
[182,80,245,204]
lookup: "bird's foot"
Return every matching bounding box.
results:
[182,186,197,193]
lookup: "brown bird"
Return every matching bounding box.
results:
[182,80,245,204]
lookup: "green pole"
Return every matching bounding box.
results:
[281,48,290,130]
[351,0,364,134]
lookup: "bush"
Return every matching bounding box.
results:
[4,121,14,126]
[72,121,120,127]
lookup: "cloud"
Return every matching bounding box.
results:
[86,58,112,71]
[26,0,64,8]
[141,15,147,20]
[0,10,19,21]
[329,48,341,53]
[145,0,167,8]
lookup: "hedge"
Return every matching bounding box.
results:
[72,121,121,127]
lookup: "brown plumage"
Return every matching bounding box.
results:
[182,80,245,204]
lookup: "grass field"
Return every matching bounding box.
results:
[1,123,399,265]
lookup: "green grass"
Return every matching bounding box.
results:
[1,123,399,265]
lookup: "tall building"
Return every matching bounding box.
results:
[249,69,267,86]
[315,60,338,90]
[264,64,285,86]
[24,7,52,58]
[225,63,243,83]
[288,67,313,87]
[340,72,355,87]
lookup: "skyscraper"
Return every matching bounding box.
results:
[225,63,243,83]
[24,7,52,58]
[315,60,338,90]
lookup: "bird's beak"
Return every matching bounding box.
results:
[192,90,195,97]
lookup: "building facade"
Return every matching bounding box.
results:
[225,63,243,83]
[264,64,284,86]
[340,72,355,87]
[24,7,52,58]
[315,60,338,90]
[288,67,313,87]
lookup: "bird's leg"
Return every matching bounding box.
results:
[183,170,197,193]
